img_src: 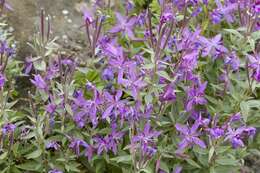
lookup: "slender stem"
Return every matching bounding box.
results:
[92,17,103,57]
[85,22,92,48]
[28,93,48,171]
[108,0,111,8]
[47,15,51,41]
[40,8,45,43]
[44,112,50,136]
[154,25,167,75]
[92,16,99,56]
[161,20,174,53]
[245,60,252,93]
[0,53,3,66]
[147,9,155,50]
[58,56,67,132]
[1,53,9,72]
[238,3,243,26]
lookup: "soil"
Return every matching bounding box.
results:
[6,0,87,59]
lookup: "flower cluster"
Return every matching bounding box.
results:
[0,0,259,172]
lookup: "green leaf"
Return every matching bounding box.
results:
[214,166,239,173]
[5,100,18,109]
[0,152,8,160]
[145,93,153,104]
[95,159,106,173]
[10,167,22,173]
[143,63,155,69]
[247,38,255,51]
[215,146,231,154]
[223,29,243,39]
[16,161,41,171]
[25,149,42,159]
[208,146,215,163]
[240,101,249,122]
[215,157,239,166]
[0,167,8,173]
[33,60,46,71]
[160,161,169,173]
[110,155,132,164]
[65,104,73,116]
[65,163,81,172]
[21,132,35,140]
[139,166,153,173]
[185,158,201,168]
[156,71,171,81]
[210,167,216,173]
[246,100,260,108]
[251,31,260,40]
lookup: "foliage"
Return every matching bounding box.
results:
[0,0,260,173]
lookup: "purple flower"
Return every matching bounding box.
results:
[137,13,146,26]
[199,34,228,58]
[93,136,109,155]
[69,138,90,156]
[102,68,114,81]
[85,82,95,91]
[134,54,145,65]
[253,1,260,13]
[82,8,94,24]
[224,52,240,71]
[45,103,57,115]
[175,120,206,153]
[179,51,199,72]
[102,90,125,119]
[102,42,124,58]
[203,0,208,5]
[120,65,146,99]
[186,82,207,112]
[0,0,13,11]
[24,56,33,75]
[87,89,102,127]
[48,169,63,173]
[172,0,186,10]
[131,123,160,156]
[159,84,176,102]
[229,112,241,123]
[211,0,237,24]
[0,41,8,54]
[192,7,202,17]
[247,54,260,82]
[172,166,182,173]
[225,126,256,148]
[46,61,59,80]
[125,0,134,12]
[106,125,124,154]
[0,73,5,88]
[219,71,230,87]
[0,40,14,57]
[46,141,60,150]
[2,123,16,135]
[30,74,47,90]
[210,10,222,24]
[177,27,202,52]
[109,13,137,39]
[72,89,101,128]
[160,11,173,24]
[94,124,124,155]
[209,127,225,139]
[61,58,75,67]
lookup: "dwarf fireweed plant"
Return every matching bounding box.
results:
[0,0,260,173]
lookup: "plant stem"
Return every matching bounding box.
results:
[245,60,252,94]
